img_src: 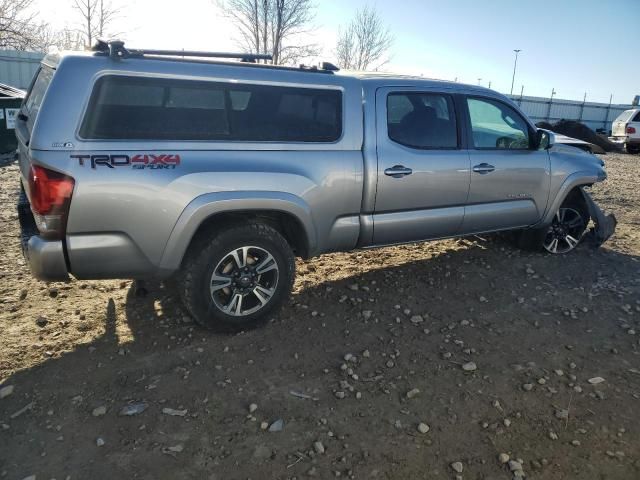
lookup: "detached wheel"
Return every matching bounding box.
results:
[179,223,295,331]
[542,206,587,254]
[517,197,588,254]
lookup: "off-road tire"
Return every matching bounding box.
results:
[178,222,295,332]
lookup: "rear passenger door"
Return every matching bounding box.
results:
[460,96,550,234]
[373,87,470,245]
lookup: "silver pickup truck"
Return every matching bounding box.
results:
[16,41,614,331]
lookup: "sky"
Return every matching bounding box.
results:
[37,0,640,104]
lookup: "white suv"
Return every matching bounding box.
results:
[611,108,640,154]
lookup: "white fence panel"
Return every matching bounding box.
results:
[0,50,45,90]
[509,94,633,133]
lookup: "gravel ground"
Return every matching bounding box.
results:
[1,153,639,480]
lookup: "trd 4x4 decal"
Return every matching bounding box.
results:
[71,154,181,169]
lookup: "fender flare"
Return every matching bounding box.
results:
[540,171,603,225]
[158,191,316,274]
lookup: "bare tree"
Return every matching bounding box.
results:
[218,0,319,65]
[335,6,393,71]
[73,0,121,47]
[0,0,42,50]
[0,0,87,52]
[34,25,85,52]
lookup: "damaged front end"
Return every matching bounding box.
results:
[579,187,617,248]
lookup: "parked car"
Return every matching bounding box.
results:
[610,108,640,154]
[16,41,614,331]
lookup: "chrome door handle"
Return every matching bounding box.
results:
[384,165,413,178]
[472,163,495,174]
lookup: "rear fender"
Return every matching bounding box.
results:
[158,191,316,275]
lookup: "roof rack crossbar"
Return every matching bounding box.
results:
[92,39,272,63]
[132,49,273,62]
[90,40,336,73]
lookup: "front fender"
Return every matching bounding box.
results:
[540,170,605,225]
[158,191,316,275]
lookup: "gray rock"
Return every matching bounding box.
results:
[462,362,477,372]
[119,402,148,416]
[406,388,420,399]
[162,407,187,417]
[313,441,325,454]
[508,460,523,472]
[268,419,284,432]
[92,406,107,417]
[417,422,430,434]
[96,437,105,447]
[249,403,258,413]
[498,453,510,464]
[450,461,464,473]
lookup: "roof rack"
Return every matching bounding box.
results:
[90,40,339,73]
[91,39,272,63]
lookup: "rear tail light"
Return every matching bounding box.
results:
[28,164,75,239]
[627,126,636,134]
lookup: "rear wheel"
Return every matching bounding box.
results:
[625,143,640,154]
[179,222,295,331]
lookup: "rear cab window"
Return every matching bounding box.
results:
[80,75,343,143]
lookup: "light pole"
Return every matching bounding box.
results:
[510,49,521,95]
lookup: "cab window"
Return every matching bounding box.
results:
[467,97,531,149]
[387,92,458,149]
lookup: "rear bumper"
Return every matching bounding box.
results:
[25,236,69,281]
[17,187,69,281]
[609,136,640,145]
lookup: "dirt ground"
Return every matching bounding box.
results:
[1,153,639,480]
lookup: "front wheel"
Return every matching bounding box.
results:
[542,206,587,254]
[517,198,589,254]
[179,222,295,331]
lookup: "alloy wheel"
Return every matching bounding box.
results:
[209,246,279,316]
[543,207,586,254]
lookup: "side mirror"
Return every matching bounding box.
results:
[535,129,552,150]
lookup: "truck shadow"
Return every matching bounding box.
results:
[1,236,639,478]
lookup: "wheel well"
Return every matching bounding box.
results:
[562,186,589,216]
[185,210,310,263]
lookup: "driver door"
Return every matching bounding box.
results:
[461,95,550,233]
